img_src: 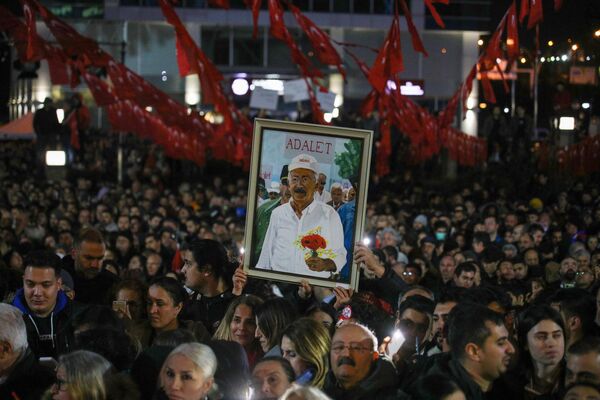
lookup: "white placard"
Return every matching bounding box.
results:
[250,87,279,111]
[283,79,310,103]
[316,91,336,113]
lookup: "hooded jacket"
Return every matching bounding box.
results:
[323,355,408,400]
[12,289,87,359]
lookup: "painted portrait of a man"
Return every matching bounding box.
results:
[255,153,346,279]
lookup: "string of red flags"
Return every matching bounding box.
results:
[8,0,584,175]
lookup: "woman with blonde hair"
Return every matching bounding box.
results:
[157,343,218,400]
[213,294,264,368]
[280,317,331,388]
[51,350,112,400]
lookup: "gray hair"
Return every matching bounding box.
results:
[334,322,378,352]
[378,227,402,243]
[59,350,112,400]
[165,343,217,380]
[0,304,27,354]
[280,384,333,400]
[573,249,591,261]
[330,183,343,191]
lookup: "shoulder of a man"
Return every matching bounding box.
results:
[0,349,54,400]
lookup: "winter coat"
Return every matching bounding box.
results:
[323,355,409,400]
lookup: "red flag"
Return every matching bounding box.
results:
[480,72,496,103]
[159,0,225,105]
[288,4,346,79]
[47,57,69,85]
[32,0,108,66]
[244,0,262,39]
[399,0,428,56]
[305,78,328,125]
[21,0,41,61]
[208,0,230,8]
[506,1,519,61]
[554,0,563,11]
[66,111,80,150]
[83,73,116,106]
[268,0,287,41]
[368,8,403,92]
[485,13,506,64]
[527,0,543,29]
[424,0,445,28]
[519,0,529,24]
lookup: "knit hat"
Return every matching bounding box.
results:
[414,214,428,227]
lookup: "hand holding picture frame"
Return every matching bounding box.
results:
[243,118,372,290]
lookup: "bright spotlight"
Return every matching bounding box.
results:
[559,117,575,130]
[46,151,66,166]
[582,102,590,109]
[231,78,249,96]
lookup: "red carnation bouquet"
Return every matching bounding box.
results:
[294,227,336,261]
[301,234,327,257]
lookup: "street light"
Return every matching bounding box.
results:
[594,29,600,38]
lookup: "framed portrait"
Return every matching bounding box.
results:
[243,118,373,290]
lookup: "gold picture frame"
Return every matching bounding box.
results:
[243,118,373,290]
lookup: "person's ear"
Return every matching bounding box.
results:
[175,302,183,315]
[568,316,581,332]
[0,340,14,360]
[202,377,214,394]
[372,351,379,361]
[465,343,481,362]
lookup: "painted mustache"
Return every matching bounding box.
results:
[337,357,355,367]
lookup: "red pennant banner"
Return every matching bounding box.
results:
[368,7,403,92]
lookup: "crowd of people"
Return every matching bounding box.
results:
[0,121,600,400]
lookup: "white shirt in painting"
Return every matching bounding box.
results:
[256,199,346,279]
[314,189,332,204]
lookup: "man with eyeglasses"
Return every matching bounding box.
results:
[324,322,404,399]
[256,154,346,279]
[575,265,596,290]
[0,303,54,399]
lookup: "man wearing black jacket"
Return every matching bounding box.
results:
[324,322,407,400]
[12,250,88,359]
[62,227,118,305]
[419,303,516,400]
[0,303,54,400]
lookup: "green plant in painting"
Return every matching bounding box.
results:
[334,140,361,179]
